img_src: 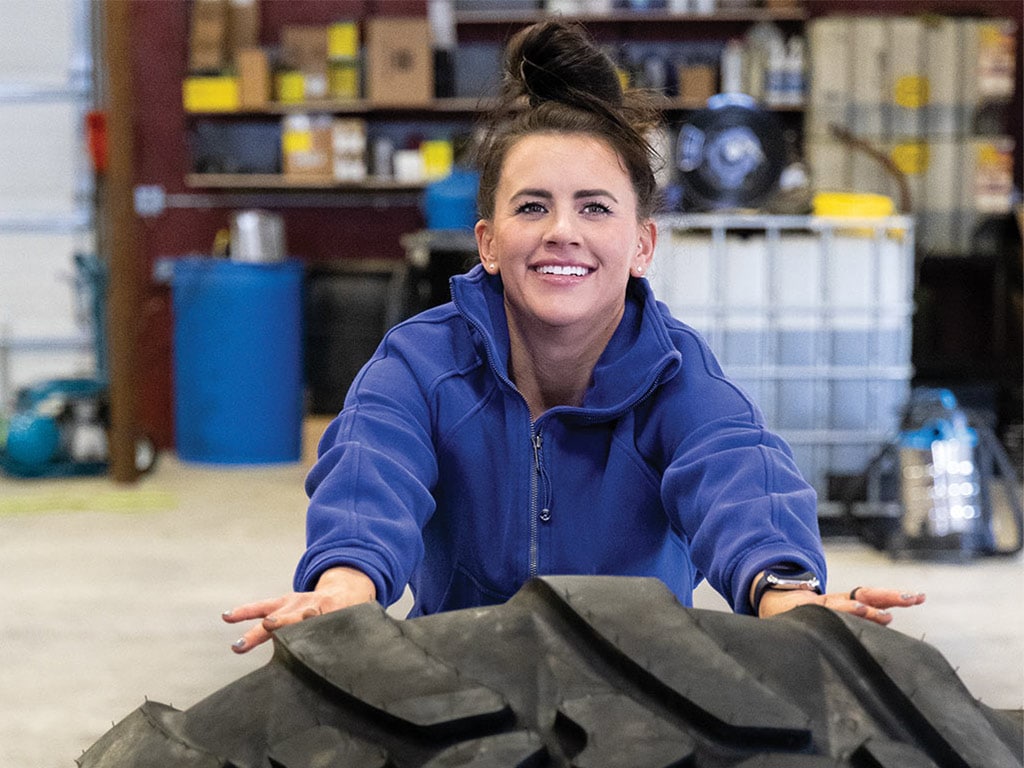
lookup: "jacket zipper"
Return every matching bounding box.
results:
[529,430,541,577]
[529,428,552,578]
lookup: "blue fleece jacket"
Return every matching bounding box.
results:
[296,265,826,616]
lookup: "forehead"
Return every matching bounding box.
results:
[500,132,631,188]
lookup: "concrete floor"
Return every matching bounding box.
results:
[2,423,1022,767]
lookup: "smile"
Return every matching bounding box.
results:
[535,265,591,276]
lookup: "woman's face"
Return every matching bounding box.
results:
[475,132,655,337]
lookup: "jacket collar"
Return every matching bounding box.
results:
[450,265,681,419]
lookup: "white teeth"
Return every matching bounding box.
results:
[536,265,589,276]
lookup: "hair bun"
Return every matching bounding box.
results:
[503,21,622,110]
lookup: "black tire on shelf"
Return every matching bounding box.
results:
[79,576,1023,768]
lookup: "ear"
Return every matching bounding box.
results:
[475,219,499,274]
[630,218,657,278]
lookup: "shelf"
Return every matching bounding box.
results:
[185,173,427,191]
[186,96,803,118]
[454,8,807,25]
[185,98,494,117]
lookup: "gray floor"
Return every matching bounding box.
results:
[2,424,1022,767]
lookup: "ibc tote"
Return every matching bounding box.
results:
[171,258,303,464]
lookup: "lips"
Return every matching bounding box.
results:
[534,264,592,277]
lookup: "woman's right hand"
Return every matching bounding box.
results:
[222,566,377,653]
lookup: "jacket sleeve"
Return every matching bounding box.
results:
[657,331,827,615]
[293,328,440,607]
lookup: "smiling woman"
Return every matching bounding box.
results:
[474,132,655,408]
[223,20,923,657]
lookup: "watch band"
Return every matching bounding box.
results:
[751,567,821,615]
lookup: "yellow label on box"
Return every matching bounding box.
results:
[183,76,240,112]
[283,129,313,155]
[893,75,929,109]
[329,21,359,58]
[275,71,306,103]
[891,142,929,175]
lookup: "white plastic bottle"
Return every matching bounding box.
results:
[783,36,805,106]
[720,39,744,94]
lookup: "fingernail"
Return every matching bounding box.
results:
[221,609,233,619]
[232,638,246,651]
[900,592,924,600]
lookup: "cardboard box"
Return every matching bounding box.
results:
[282,114,333,178]
[236,47,270,108]
[365,17,433,105]
[677,65,716,103]
[282,25,329,99]
[332,118,368,182]
[189,0,227,72]
[227,0,259,55]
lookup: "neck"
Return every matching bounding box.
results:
[505,305,622,420]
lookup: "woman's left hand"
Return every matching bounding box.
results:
[757,586,926,625]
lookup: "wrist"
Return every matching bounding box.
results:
[750,566,821,616]
[315,566,376,601]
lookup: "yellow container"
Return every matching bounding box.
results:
[813,192,895,218]
[275,70,306,104]
[813,192,903,239]
[329,20,360,59]
[329,58,361,100]
[182,76,240,112]
[420,139,454,181]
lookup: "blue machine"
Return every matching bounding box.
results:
[0,254,156,478]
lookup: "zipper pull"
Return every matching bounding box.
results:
[533,432,551,523]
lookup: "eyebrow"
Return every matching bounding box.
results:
[511,188,620,203]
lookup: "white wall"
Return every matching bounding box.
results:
[0,0,96,405]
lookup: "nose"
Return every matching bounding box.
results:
[543,207,579,247]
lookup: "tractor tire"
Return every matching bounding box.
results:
[79,576,1023,768]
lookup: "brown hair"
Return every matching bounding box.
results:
[475,20,662,221]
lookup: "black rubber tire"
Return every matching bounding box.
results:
[79,576,1023,768]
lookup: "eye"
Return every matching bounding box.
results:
[514,201,547,215]
[581,201,612,215]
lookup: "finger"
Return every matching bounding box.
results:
[261,598,326,630]
[848,587,926,609]
[231,606,312,653]
[829,597,893,626]
[231,624,273,654]
[222,597,286,624]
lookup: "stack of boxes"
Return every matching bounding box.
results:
[182,2,445,185]
[806,15,1017,255]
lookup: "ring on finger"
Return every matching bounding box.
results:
[849,586,862,601]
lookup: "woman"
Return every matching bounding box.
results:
[225,20,923,653]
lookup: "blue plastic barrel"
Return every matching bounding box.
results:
[172,258,303,464]
[424,169,480,230]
